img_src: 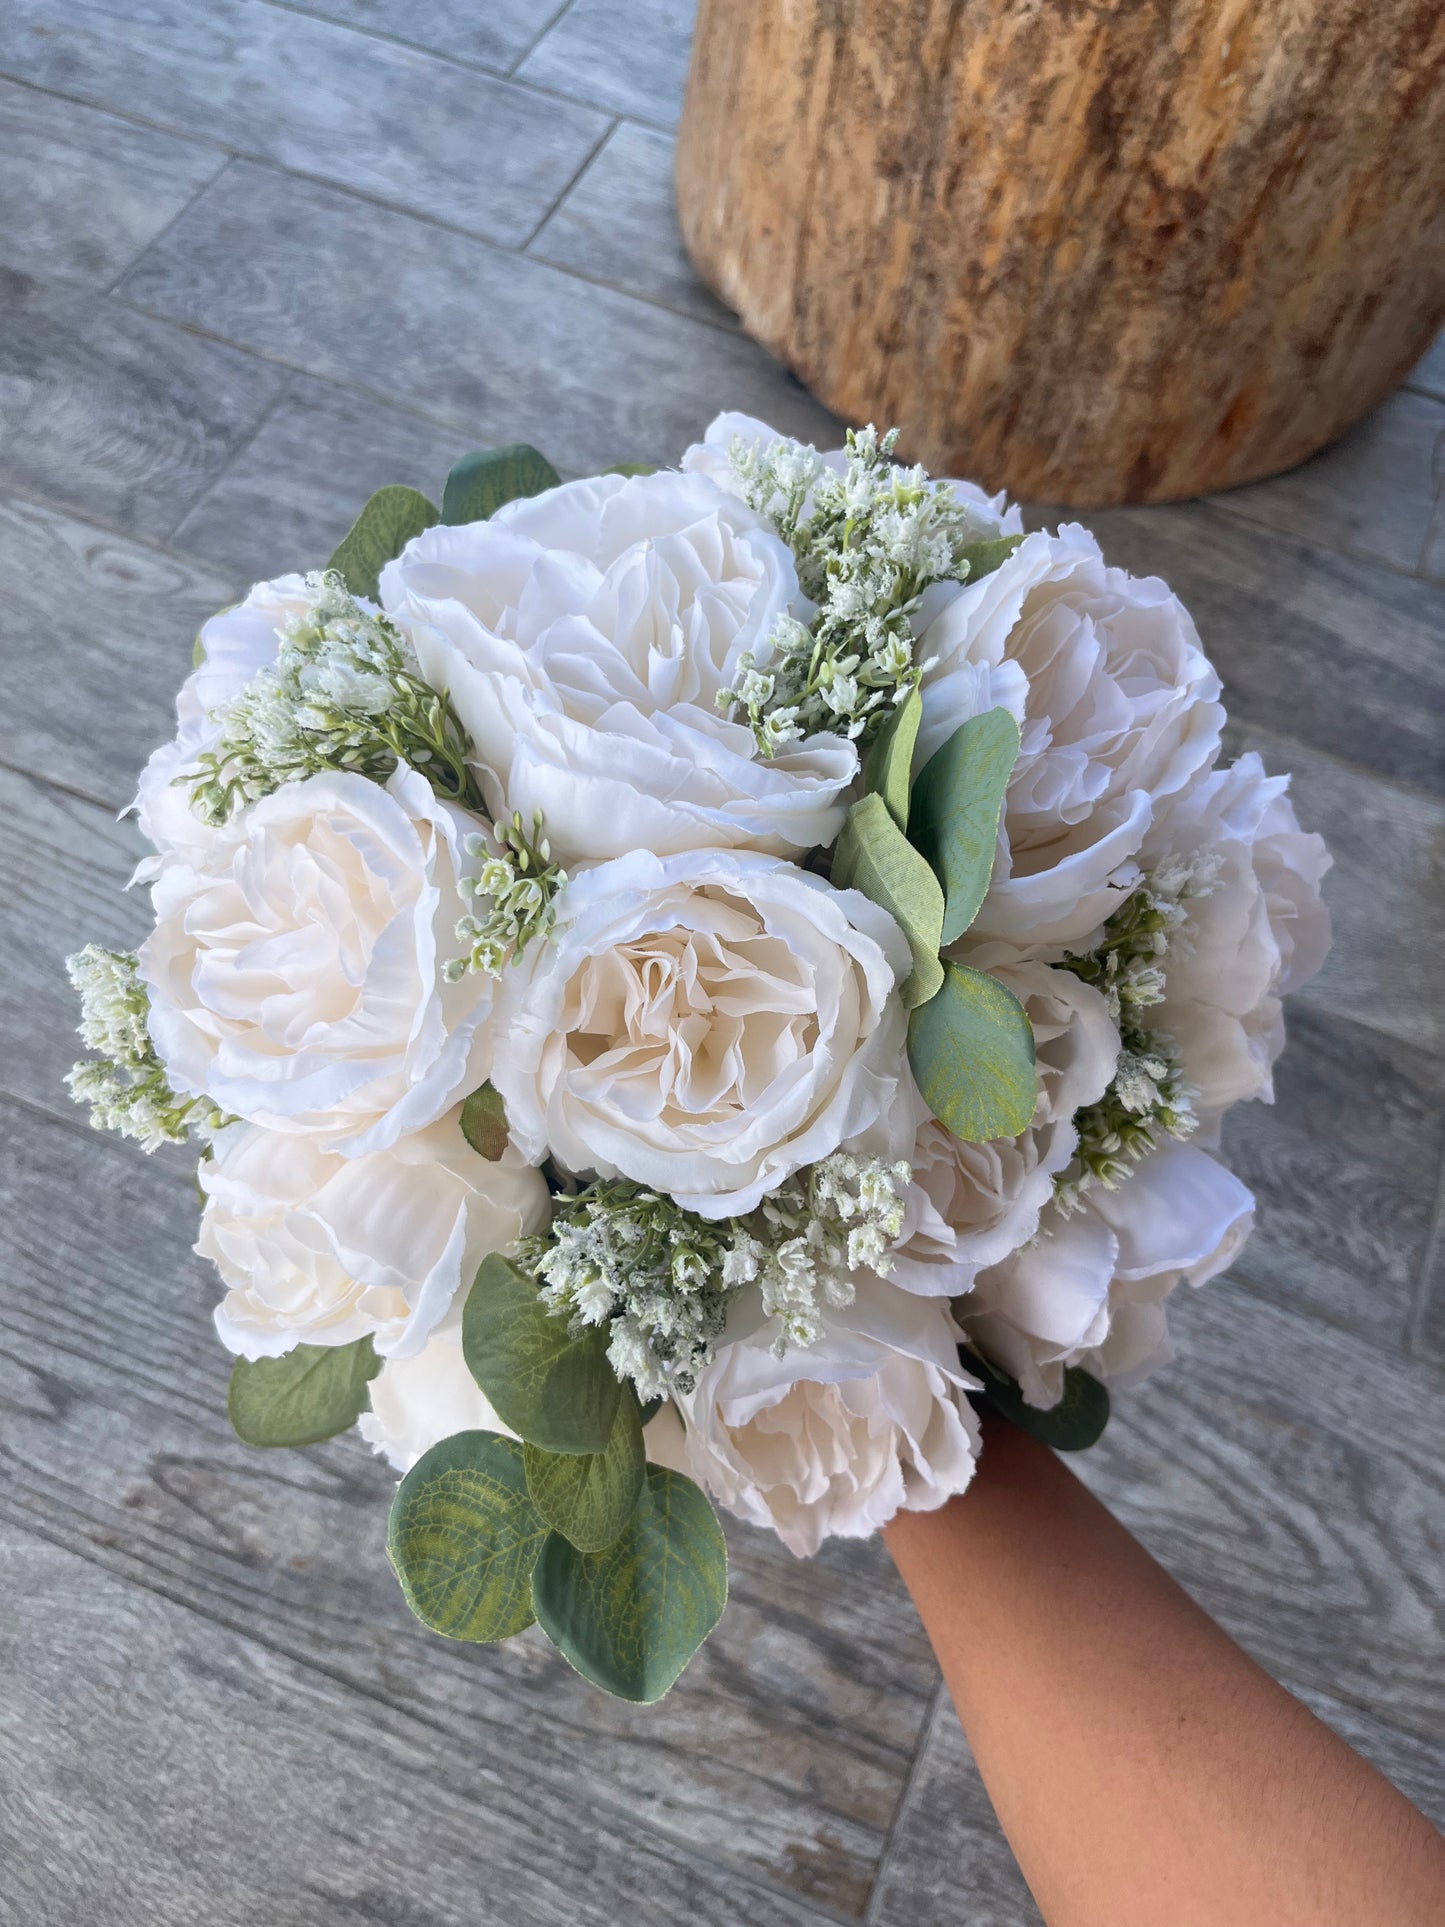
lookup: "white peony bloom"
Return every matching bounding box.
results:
[682,410,1023,544]
[132,575,310,863]
[490,847,914,1218]
[918,524,1225,950]
[959,1138,1255,1407]
[378,468,856,864]
[891,961,1119,1296]
[199,1113,550,1361]
[651,1273,981,1557]
[140,766,492,1156]
[1144,754,1331,1122]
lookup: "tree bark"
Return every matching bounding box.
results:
[676,0,1445,505]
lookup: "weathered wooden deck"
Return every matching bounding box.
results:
[0,5,1441,1921]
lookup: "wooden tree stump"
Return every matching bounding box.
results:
[676,0,1445,505]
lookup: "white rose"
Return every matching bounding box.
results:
[132,574,311,864]
[959,1139,1254,1406]
[491,847,913,1218]
[918,525,1225,951]
[891,961,1119,1295]
[1144,754,1331,1121]
[140,766,492,1155]
[378,469,856,864]
[651,1274,981,1556]
[199,1114,550,1361]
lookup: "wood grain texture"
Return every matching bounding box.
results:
[529,121,738,328]
[0,78,222,286]
[117,162,842,479]
[519,0,697,127]
[676,0,1445,504]
[0,1100,940,1918]
[0,0,610,248]
[0,492,238,811]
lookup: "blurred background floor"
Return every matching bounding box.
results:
[0,4,1441,1923]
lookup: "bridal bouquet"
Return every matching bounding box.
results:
[67,417,1329,1701]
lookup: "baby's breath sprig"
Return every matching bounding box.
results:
[519,1151,913,1401]
[65,945,226,1152]
[720,426,990,755]
[446,811,567,981]
[1052,859,1219,1212]
[186,571,485,824]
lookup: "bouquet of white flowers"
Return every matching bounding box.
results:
[67,417,1330,1702]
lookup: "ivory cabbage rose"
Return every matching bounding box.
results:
[491,847,914,1218]
[359,1317,511,1473]
[652,1273,981,1556]
[918,524,1225,950]
[378,469,856,863]
[200,1114,550,1361]
[140,766,492,1155]
[1144,754,1331,1123]
[891,961,1119,1296]
[959,1139,1255,1407]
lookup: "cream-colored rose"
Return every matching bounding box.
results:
[491,847,914,1217]
[140,766,492,1155]
[359,1318,512,1473]
[917,524,1225,951]
[200,1114,550,1361]
[1144,753,1331,1122]
[959,1139,1255,1406]
[651,1274,981,1556]
[891,961,1119,1295]
[379,468,856,864]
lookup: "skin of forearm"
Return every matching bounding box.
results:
[883,1421,1445,1927]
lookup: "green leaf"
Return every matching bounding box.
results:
[961,1346,1111,1451]
[227,1337,380,1448]
[861,687,922,831]
[605,462,657,478]
[327,485,439,600]
[458,1082,509,1160]
[957,533,1025,583]
[441,444,561,525]
[463,1253,620,1456]
[832,791,945,1009]
[531,1467,727,1702]
[387,1430,547,1640]
[908,961,1036,1141]
[909,708,1020,944]
[524,1389,646,1552]
[192,630,206,669]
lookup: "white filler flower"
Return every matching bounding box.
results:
[379,469,856,864]
[140,766,492,1155]
[491,848,914,1218]
[200,1114,550,1361]
[918,524,1225,950]
[652,1272,981,1556]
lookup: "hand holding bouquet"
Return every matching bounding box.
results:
[67,418,1329,1701]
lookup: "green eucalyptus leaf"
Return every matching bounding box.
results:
[227,1336,380,1448]
[458,1082,509,1160]
[909,707,1021,944]
[463,1253,620,1456]
[908,961,1036,1141]
[327,485,439,600]
[191,630,206,669]
[441,444,561,525]
[605,462,657,478]
[861,687,922,832]
[961,1346,1111,1451]
[957,533,1025,583]
[531,1466,727,1703]
[387,1430,547,1640]
[831,791,945,1010]
[524,1389,646,1552]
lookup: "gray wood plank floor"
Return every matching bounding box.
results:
[1,5,1441,1920]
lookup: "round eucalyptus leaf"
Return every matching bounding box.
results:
[463,1253,620,1455]
[861,686,922,832]
[458,1082,509,1160]
[908,706,1021,944]
[228,1336,380,1448]
[327,485,439,600]
[441,445,561,525]
[531,1467,728,1703]
[961,1346,1111,1452]
[524,1390,645,1553]
[831,791,945,1010]
[387,1430,547,1642]
[908,961,1036,1142]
